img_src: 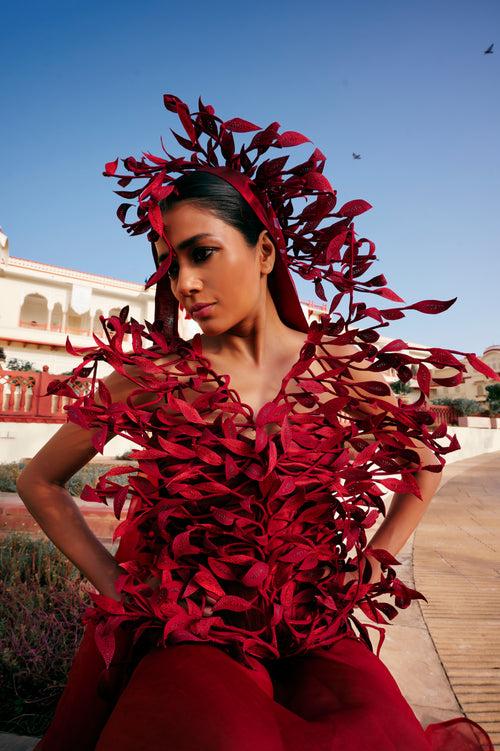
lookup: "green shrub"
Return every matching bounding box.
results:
[6,358,39,372]
[0,532,91,736]
[431,397,483,416]
[115,449,133,460]
[66,461,130,496]
[0,462,26,492]
[0,460,130,497]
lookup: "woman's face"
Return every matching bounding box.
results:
[155,201,274,333]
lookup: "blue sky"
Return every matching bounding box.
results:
[1,0,498,355]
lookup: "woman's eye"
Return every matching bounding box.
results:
[192,246,215,262]
[167,247,215,279]
[167,259,178,279]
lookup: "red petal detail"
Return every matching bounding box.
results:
[94,621,117,670]
[148,204,164,235]
[378,475,423,500]
[407,297,457,315]
[223,117,261,132]
[157,435,197,459]
[91,425,108,453]
[277,130,311,147]
[337,199,373,217]
[325,231,348,262]
[144,260,171,290]
[212,595,253,612]
[373,287,405,303]
[417,363,431,396]
[113,485,129,520]
[466,353,500,381]
[303,172,334,192]
[163,93,182,112]
[104,158,119,175]
[97,379,112,406]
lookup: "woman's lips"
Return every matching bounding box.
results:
[191,303,216,319]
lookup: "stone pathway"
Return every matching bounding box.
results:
[413,450,500,747]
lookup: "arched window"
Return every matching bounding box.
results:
[19,293,49,329]
[67,306,91,336]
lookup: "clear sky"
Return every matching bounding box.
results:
[1,0,498,355]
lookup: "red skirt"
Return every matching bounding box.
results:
[34,618,494,751]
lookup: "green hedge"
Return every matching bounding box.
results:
[0,462,26,492]
[0,460,131,495]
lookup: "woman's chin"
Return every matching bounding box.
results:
[195,317,226,334]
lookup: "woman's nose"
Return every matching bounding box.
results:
[176,265,203,297]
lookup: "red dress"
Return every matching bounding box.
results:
[35,321,496,750]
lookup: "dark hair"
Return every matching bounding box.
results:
[158,171,266,247]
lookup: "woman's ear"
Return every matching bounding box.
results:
[257,230,276,274]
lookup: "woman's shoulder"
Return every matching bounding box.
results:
[126,336,192,370]
[94,338,189,411]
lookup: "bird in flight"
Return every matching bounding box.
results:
[484,43,494,54]
[352,152,361,160]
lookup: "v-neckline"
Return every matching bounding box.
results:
[187,328,313,427]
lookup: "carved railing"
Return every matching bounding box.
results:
[0,366,92,423]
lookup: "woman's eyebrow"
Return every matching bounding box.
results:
[157,233,216,263]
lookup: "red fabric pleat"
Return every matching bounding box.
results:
[34,625,495,751]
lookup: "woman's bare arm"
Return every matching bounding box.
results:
[16,359,162,602]
[331,343,443,584]
[17,421,124,600]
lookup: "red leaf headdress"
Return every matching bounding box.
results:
[103,93,377,340]
[101,90,499,397]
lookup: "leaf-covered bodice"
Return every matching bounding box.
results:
[47,313,478,670]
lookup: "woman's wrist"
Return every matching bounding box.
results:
[97,562,126,601]
[363,553,382,580]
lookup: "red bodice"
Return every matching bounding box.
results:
[50,317,468,671]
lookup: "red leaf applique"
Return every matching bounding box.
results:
[223,117,261,133]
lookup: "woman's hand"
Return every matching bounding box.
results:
[116,571,217,617]
[342,555,382,587]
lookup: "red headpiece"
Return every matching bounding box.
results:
[103,94,375,340]
[100,92,499,393]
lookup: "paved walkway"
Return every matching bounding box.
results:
[413,450,500,746]
[1,450,499,749]
[367,450,500,748]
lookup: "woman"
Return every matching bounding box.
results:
[18,94,496,750]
